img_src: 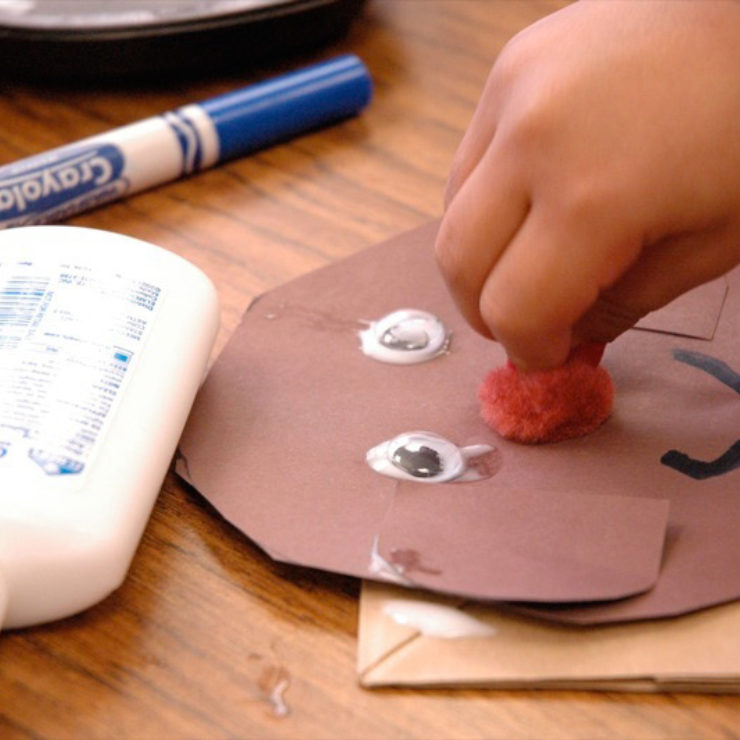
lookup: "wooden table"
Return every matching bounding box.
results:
[1,2,738,737]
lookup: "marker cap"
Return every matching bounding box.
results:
[201,53,372,162]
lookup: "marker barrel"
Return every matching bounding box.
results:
[0,55,372,229]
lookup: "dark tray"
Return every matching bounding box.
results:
[0,0,366,83]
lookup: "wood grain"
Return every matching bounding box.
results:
[1,2,738,737]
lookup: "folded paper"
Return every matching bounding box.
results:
[177,222,739,624]
[358,581,740,692]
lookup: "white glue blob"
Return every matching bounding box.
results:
[382,599,497,639]
[365,431,495,484]
[359,309,450,364]
[368,535,413,585]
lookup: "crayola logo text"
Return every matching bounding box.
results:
[0,144,125,219]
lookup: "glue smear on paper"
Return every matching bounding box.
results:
[382,599,496,639]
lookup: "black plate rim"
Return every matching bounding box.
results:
[0,0,346,41]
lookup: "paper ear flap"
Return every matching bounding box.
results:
[373,486,670,603]
[635,277,728,340]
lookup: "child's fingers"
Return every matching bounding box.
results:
[575,224,740,344]
[435,139,529,338]
[443,68,508,209]
[477,203,640,370]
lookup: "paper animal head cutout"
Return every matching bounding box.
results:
[177,223,739,624]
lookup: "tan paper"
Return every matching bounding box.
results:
[358,581,740,693]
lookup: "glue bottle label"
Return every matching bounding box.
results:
[0,257,163,491]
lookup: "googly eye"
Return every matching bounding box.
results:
[391,439,445,478]
[359,309,450,364]
[366,431,494,484]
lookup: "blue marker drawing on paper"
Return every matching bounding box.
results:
[661,349,740,480]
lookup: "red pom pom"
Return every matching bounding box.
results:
[479,343,614,444]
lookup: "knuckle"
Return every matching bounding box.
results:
[491,31,534,88]
[559,179,606,224]
[547,175,620,236]
[497,94,557,163]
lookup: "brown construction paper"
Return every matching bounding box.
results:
[358,581,740,693]
[373,487,668,602]
[176,222,740,623]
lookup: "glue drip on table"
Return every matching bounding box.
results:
[479,342,614,444]
[359,309,450,364]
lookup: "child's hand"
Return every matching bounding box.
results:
[435,0,740,370]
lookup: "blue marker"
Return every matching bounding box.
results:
[0,55,372,229]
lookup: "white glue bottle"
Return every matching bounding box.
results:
[0,225,219,630]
